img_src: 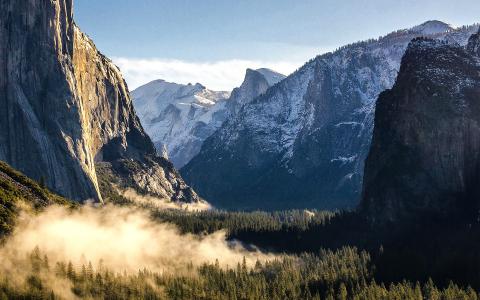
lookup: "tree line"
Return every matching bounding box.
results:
[1,247,478,300]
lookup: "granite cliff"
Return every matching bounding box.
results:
[0,0,199,203]
[361,30,480,223]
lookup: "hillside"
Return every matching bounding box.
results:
[0,161,73,235]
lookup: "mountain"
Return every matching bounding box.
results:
[132,81,230,168]
[132,69,286,168]
[225,68,287,116]
[182,21,479,211]
[361,29,480,223]
[409,20,453,35]
[0,0,199,203]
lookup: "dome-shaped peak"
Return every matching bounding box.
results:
[243,68,265,82]
[410,20,453,35]
[194,82,206,89]
[243,68,286,86]
[244,68,260,79]
[255,67,275,73]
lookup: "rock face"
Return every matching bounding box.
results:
[361,32,480,223]
[467,28,480,56]
[132,69,285,168]
[226,68,286,116]
[0,0,199,203]
[182,21,479,211]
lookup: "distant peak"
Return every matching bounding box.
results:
[420,20,449,26]
[194,83,206,89]
[134,79,168,90]
[151,79,166,84]
[256,67,275,73]
[244,68,286,86]
[410,20,453,35]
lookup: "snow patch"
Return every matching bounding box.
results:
[331,156,358,165]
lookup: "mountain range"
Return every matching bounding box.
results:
[181,21,479,211]
[132,68,286,168]
[1,0,479,220]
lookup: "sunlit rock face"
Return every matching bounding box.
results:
[0,0,199,203]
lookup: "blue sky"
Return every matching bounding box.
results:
[75,0,480,90]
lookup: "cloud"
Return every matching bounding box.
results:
[112,57,304,91]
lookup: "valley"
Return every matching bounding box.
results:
[1,0,480,299]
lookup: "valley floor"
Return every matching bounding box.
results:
[1,202,480,299]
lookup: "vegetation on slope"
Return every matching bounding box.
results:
[0,160,74,235]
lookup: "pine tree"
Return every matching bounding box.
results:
[337,283,348,300]
[67,261,76,280]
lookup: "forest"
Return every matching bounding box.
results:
[151,208,480,291]
[2,161,480,299]
[1,246,478,299]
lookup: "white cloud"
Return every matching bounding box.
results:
[112,57,304,91]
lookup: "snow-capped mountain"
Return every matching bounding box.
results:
[132,69,286,168]
[132,81,230,168]
[182,21,480,211]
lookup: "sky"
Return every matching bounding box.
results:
[75,0,480,91]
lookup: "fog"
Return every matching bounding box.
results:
[0,205,275,276]
[121,188,212,212]
[0,203,282,296]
